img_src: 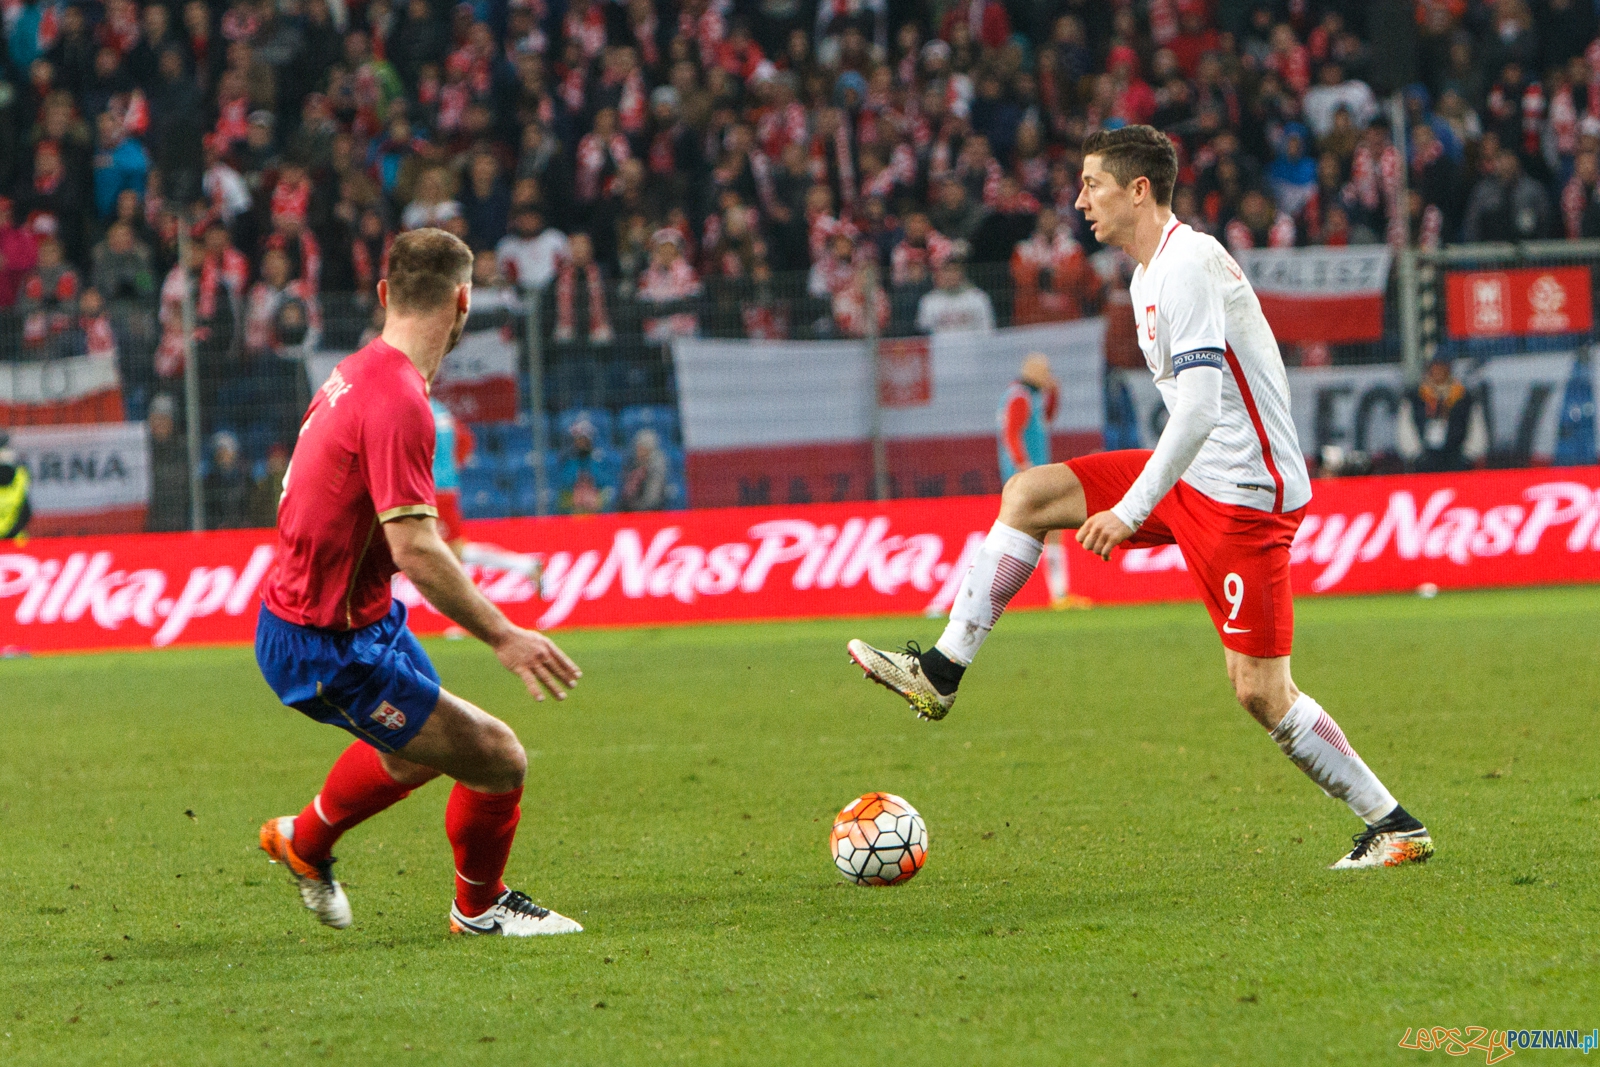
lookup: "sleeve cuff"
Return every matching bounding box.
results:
[1110,501,1143,532]
[377,504,439,522]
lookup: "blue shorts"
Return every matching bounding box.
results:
[255,601,441,752]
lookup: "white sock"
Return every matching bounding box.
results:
[460,544,542,581]
[934,521,1043,665]
[1270,693,1398,824]
[1043,535,1068,601]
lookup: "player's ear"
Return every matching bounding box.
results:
[376,279,388,309]
[457,283,471,314]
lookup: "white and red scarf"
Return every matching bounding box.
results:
[554,259,614,342]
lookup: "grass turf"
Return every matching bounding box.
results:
[3,587,1600,1065]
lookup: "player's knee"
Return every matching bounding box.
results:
[1000,468,1050,523]
[478,719,527,791]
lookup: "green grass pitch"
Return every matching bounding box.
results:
[4,587,1600,1065]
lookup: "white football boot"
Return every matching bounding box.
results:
[847,639,957,721]
[1330,806,1435,869]
[259,816,353,929]
[450,890,584,936]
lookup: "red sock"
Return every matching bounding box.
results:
[291,742,414,865]
[445,782,523,916]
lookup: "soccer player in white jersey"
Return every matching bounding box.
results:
[848,126,1432,870]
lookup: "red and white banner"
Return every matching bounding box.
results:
[1445,266,1593,338]
[308,327,520,424]
[6,465,1600,653]
[1237,245,1391,344]
[0,353,126,425]
[7,422,149,536]
[673,321,1105,507]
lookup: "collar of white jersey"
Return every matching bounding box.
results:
[1151,214,1183,265]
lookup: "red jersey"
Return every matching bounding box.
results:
[262,338,438,630]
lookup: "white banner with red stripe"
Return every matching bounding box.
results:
[8,422,149,535]
[1236,246,1391,344]
[0,353,126,425]
[673,321,1104,506]
[307,327,521,424]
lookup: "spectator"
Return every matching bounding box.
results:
[831,260,889,338]
[0,432,31,541]
[75,287,116,359]
[1011,207,1100,324]
[557,416,614,515]
[929,177,989,244]
[917,256,994,334]
[1268,124,1319,219]
[0,198,40,309]
[636,229,701,340]
[460,152,512,251]
[1561,150,1600,238]
[245,246,321,362]
[249,442,291,528]
[619,429,668,511]
[204,430,252,529]
[90,221,156,323]
[1400,357,1480,472]
[91,113,151,220]
[401,166,463,231]
[553,233,614,344]
[1225,189,1298,252]
[18,236,81,357]
[1464,148,1555,240]
[146,394,190,532]
[1303,62,1379,140]
[497,205,568,292]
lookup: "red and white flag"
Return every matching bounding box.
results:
[0,352,126,425]
[1237,246,1391,344]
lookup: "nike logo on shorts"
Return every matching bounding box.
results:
[1222,623,1252,634]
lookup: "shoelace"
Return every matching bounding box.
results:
[898,640,926,674]
[1346,826,1381,861]
[498,890,551,919]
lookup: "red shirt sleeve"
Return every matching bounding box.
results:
[1043,383,1059,423]
[1002,392,1031,468]
[361,389,438,521]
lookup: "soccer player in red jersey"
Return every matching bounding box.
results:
[255,229,585,935]
[849,127,1433,870]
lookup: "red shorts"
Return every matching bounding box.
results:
[1067,450,1305,658]
[435,489,464,543]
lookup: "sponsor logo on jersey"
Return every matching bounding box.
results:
[371,702,407,730]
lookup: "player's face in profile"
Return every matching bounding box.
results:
[1075,154,1133,247]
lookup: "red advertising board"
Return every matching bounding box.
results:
[1445,266,1594,338]
[5,465,1600,654]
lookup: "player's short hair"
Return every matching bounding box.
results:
[385,228,473,312]
[1081,125,1178,207]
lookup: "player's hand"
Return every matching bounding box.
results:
[492,627,582,701]
[1076,511,1134,561]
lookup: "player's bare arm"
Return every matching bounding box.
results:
[384,514,580,701]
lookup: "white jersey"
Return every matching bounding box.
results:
[1128,215,1312,514]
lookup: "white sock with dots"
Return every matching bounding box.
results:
[934,521,1043,665]
[1270,693,1397,824]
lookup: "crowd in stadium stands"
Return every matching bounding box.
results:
[5,0,1600,523]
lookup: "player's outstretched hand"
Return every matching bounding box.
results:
[493,627,582,701]
[1077,510,1134,561]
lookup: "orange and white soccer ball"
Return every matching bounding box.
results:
[830,792,928,886]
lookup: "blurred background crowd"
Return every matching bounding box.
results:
[4,0,1599,526]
